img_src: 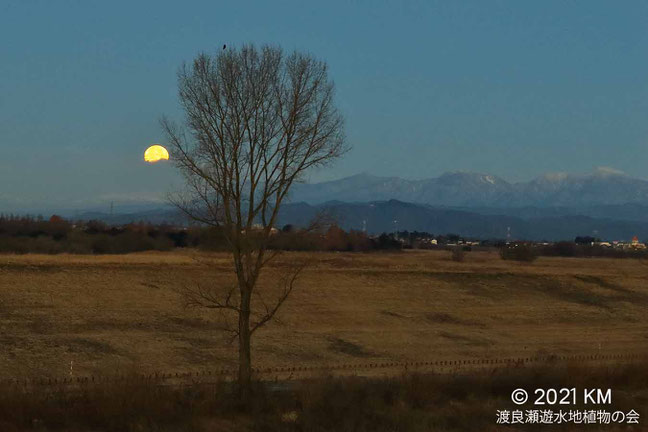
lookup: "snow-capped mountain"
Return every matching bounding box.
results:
[290,168,648,208]
[518,167,648,207]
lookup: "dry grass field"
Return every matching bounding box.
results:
[0,249,647,379]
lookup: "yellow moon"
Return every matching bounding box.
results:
[144,145,169,163]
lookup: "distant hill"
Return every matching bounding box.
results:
[452,203,648,223]
[277,200,648,242]
[73,207,183,226]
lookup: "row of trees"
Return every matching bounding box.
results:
[4,215,645,259]
[540,241,648,259]
[0,215,180,254]
[0,214,406,254]
[499,241,648,262]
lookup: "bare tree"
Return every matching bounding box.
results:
[162,44,345,396]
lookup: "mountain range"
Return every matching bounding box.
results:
[8,168,648,241]
[290,167,648,208]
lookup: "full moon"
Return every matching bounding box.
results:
[144,145,169,163]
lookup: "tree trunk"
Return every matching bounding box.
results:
[238,287,252,400]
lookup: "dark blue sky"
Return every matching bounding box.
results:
[2,0,648,209]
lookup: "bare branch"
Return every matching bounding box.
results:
[250,260,307,335]
[174,282,240,312]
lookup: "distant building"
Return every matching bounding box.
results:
[241,225,280,235]
[594,241,612,247]
[629,235,646,250]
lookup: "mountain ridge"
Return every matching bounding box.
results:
[291,168,648,207]
[276,199,648,241]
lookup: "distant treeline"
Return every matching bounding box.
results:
[0,215,403,254]
[269,225,402,252]
[539,241,648,259]
[1,215,646,258]
[0,215,179,254]
[499,241,648,262]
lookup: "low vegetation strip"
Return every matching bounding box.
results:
[0,360,645,431]
[2,351,646,390]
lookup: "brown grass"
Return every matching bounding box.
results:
[0,250,647,379]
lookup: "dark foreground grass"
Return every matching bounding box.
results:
[0,361,646,431]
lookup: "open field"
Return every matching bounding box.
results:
[0,250,647,379]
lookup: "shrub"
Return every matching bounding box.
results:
[550,241,578,257]
[500,243,538,262]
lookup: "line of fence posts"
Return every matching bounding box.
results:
[0,352,644,388]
